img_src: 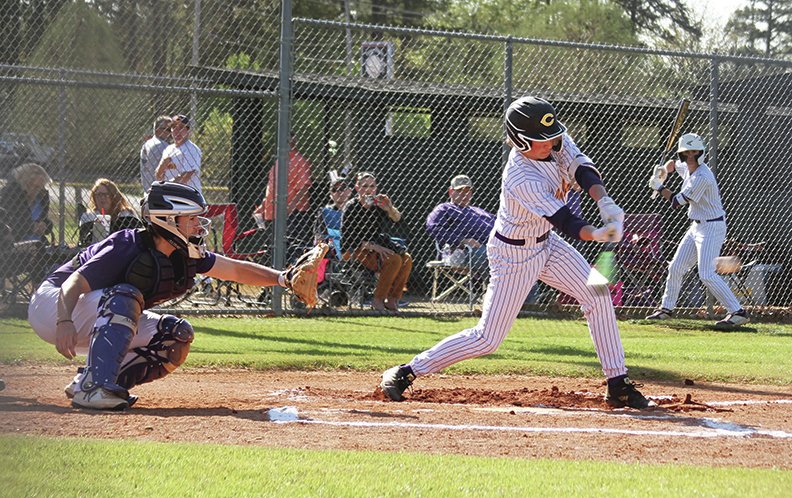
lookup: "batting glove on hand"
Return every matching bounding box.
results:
[653,165,668,182]
[592,222,623,243]
[597,196,624,224]
[648,176,664,191]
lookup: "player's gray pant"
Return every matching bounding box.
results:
[660,221,741,312]
[409,232,627,379]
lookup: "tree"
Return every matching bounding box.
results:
[614,0,702,42]
[725,0,792,58]
[12,1,141,175]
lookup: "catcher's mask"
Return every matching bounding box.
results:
[505,96,567,153]
[142,181,210,258]
[677,133,706,165]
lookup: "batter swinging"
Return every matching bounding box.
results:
[381,96,653,409]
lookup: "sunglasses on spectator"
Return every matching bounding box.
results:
[94,192,111,198]
[331,185,349,193]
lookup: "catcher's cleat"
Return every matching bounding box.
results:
[71,387,130,411]
[645,308,672,320]
[380,365,415,401]
[714,309,750,330]
[605,375,655,409]
[65,381,138,407]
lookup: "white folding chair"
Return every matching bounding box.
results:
[425,242,474,309]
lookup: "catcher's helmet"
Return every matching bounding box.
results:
[677,133,706,164]
[142,181,209,258]
[505,96,567,152]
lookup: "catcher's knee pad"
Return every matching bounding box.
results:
[116,314,194,389]
[80,284,144,394]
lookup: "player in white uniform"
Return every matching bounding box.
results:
[646,133,749,329]
[381,96,653,409]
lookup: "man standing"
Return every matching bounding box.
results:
[254,133,313,244]
[426,174,495,277]
[139,115,172,192]
[646,133,749,329]
[155,114,202,194]
[380,96,652,409]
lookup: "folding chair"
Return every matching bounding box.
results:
[706,241,780,313]
[167,203,270,308]
[615,214,666,307]
[425,242,475,309]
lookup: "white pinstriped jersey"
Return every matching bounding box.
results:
[494,133,594,239]
[673,161,725,221]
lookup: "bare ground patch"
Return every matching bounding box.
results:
[1,365,791,468]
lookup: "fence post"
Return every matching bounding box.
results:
[273,0,294,315]
[709,56,720,173]
[57,68,67,246]
[503,36,513,167]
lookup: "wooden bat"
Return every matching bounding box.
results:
[652,98,690,198]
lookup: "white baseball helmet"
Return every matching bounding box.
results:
[677,133,706,164]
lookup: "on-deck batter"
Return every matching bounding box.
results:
[380,96,653,409]
[646,133,749,329]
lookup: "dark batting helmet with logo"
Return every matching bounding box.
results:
[141,181,210,258]
[505,96,567,152]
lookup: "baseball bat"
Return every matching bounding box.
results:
[652,98,691,198]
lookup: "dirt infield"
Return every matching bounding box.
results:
[1,365,791,468]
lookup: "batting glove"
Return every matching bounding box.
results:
[648,176,664,191]
[653,165,668,182]
[592,222,622,243]
[597,196,624,224]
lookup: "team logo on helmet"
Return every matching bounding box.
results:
[504,96,567,152]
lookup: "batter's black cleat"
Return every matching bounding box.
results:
[380,365,415,401]
[605,375,656,409]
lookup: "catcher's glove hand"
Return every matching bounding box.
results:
[283,243,330,309]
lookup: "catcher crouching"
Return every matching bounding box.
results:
[28,181,327,411]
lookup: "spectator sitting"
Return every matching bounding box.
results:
[426,174,495,278]
[254,133,313,245]
[79,178,143,247]
[313,177,352,256]
[0,163,52,242]
[342,172,412,313]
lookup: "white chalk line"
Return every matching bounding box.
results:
[272,417,792,439]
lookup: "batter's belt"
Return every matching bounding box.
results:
[494,231,550,246]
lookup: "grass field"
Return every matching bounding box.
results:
[2,315,791,496]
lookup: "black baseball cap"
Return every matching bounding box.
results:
[172,114,191,128]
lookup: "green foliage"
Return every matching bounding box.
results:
[11,1,142,174]
[725,0,792,58]
[2,434,791,496]
[195,107,233,182]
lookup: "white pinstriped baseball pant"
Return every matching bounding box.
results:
[660,220,741,312]
[409,232,627,379]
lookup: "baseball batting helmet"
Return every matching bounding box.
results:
[142,181,209,258]
[505,96,567,152]
[677,133,706,164]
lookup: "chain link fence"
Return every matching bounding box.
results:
[1,1,790,320]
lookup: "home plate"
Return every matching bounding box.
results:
[268,406,299,422]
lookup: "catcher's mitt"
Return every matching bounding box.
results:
[284,242,330,309]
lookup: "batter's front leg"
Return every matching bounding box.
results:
[538,236,626,379]
[409,243,542,376]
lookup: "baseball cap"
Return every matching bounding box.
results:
[172,114,191,128]
[450,175,473,190]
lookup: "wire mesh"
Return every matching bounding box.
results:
[0,3,789,318]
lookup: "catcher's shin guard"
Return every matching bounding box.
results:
[116,314,194,389]
[74,284,144,408]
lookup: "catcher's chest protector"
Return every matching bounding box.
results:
[126,245,197,308]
